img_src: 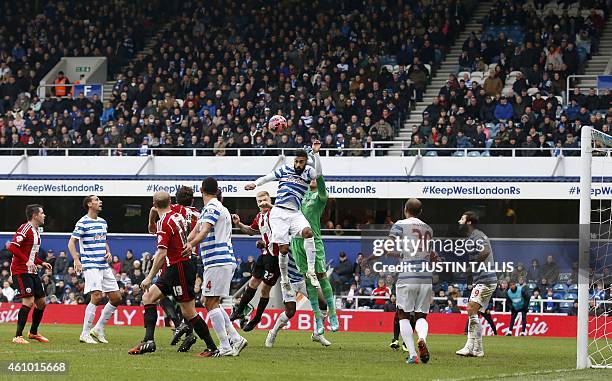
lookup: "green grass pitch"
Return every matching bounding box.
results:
[1,324,611,380]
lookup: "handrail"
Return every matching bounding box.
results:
[0,146,604,157]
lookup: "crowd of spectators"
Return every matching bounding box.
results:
[329,249,610,316]
[408,0,611,156]
[1,0,475,156]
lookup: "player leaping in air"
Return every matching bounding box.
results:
[244,142,323,298]
[229,191,332,346]
[291,174,339,334]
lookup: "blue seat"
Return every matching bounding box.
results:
[486,139,493,148]
[481,150,491,157]
[566,292,578,300]
[467,151,481,157]
[453,151,465,157]
[527,283,537,291]
[568,284,578,292]
[553,292,566,300]
[425,151,438,156]
[553,283,568,292]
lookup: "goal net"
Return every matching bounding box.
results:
[578,126,612,369]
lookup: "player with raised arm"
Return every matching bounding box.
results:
[68,196,122,344]
[388,199,433,364]
[7,204,52,344]
[229,191,281,330]
[128,191,218,356]
[148,186,200,351]
[183,177,248,357]
[291,174,339,335]
[244,141,323,297]
[456,211,498,358]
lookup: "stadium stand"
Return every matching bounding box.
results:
[399,0,611,156]
[1,0,478,156]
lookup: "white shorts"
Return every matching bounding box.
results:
[281,279,308,303]
[269,206,311,245]
[84,267,119,294]
[470,283,497,312]
[396,284,432,313]
[203,264,236,297]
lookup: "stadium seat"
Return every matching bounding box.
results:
[452,151,465,157]
[566,292,578,300]
[568,284,578,292]
[552,292,566,300]
[527,283,537,291]
[467,151,481,157]
[553,283,568,292]
[481,150,491,157]
[425,151,438,156]
[458,71,470,79]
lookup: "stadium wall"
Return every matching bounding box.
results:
[0,233,578,272]
[2,155,611,178]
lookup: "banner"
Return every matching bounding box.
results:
[72,84,102,99]
[1,180,611,199]
[1,303,607,337]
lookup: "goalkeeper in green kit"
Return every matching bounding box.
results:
[291,175,339,334]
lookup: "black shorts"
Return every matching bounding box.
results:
[155,260,196,302]
[252,255,280,286]
[12,273,45,299]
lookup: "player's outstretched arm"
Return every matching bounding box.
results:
[246,171,277,190]
[232,214,258,235]
[316,176,328,202]
[67,236,83,273]
[312,140,323,178]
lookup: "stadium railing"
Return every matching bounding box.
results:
[337,294,612,314]
[1,146,600,157]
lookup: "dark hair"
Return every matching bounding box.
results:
[463,211,479,225]
[404,198,422,217]
[83,195,96,210]
[26,204,43,220]
[216,189,223,203]
[202,177,218,196]
[295,149,308,159]
[175,186,194,206]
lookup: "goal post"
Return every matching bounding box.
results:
[577,125,591,369]
[577,125,612,369]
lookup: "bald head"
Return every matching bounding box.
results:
[153,191,171,209]
[404,198,422,217]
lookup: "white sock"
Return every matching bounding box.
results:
[304,237,316,272]
[272,312,290,335]
[467,314,480,349]
[94,303,116,331]
[415,318,428,342]
[399,319,417,357]
[209,308,231,350]
[278,253,289,283]
[221,308,241,342]
[82,303,97,337]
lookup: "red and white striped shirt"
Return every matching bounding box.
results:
[250,209,279,256]
[8,222,43,275]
